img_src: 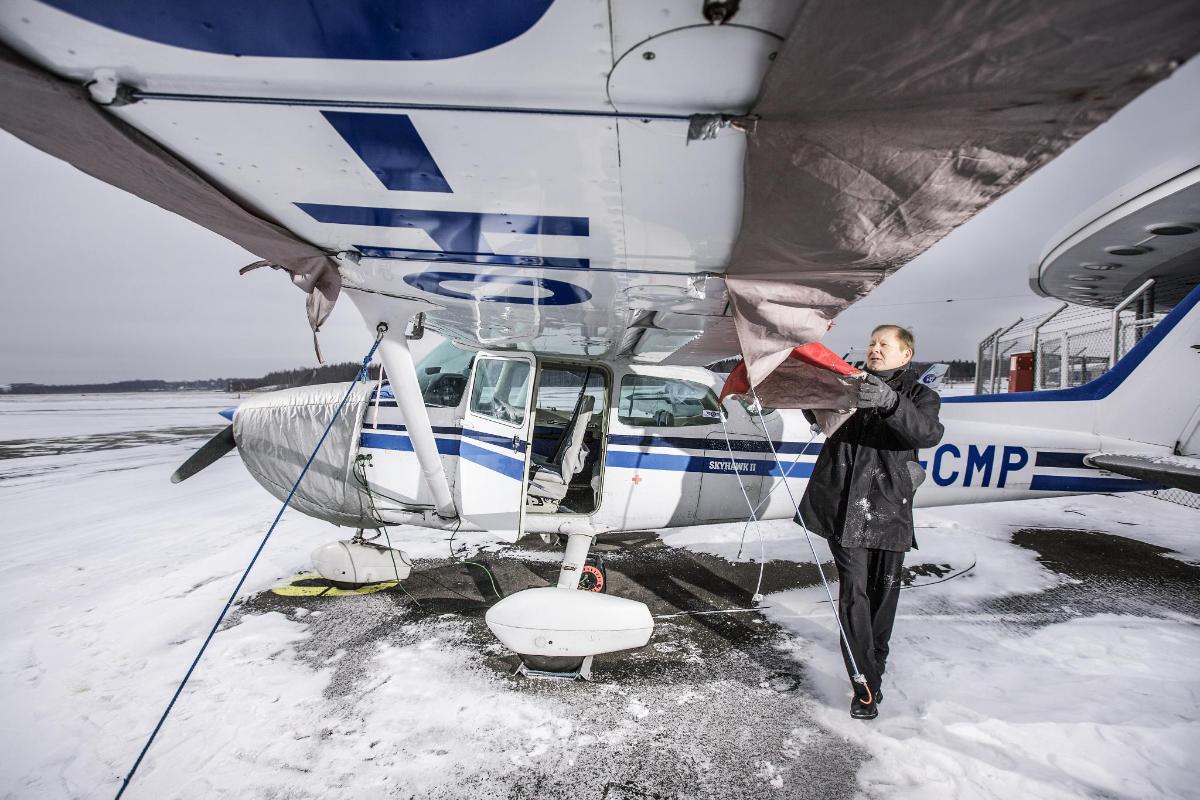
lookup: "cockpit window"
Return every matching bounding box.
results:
[415,340,474,407]
[617,375,721,427]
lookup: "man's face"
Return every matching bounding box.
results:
[865,328,913,372]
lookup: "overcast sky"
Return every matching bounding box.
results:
[1,58,1197,384]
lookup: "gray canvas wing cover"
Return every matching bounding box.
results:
[727,0,1200,384]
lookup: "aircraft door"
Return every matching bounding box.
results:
[458,353,535,541]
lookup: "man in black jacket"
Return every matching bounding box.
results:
[797,325,944,720]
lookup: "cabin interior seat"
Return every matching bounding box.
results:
[527,395,595,507]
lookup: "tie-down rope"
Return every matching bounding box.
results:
[114,324,388,799]
[718,392,873,704]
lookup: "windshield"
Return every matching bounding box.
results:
[415,339,475,407]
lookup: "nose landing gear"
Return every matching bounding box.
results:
[579,554,606,593]
[484,534,651,680]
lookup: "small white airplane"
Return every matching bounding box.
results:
[842,353,950,391]
[2,0,1198,676]
[918,364,950,392]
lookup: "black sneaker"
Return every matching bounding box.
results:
[850,696,878,720]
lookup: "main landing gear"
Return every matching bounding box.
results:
[484,532,653,680]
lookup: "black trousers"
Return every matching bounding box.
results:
[827,539,905,698]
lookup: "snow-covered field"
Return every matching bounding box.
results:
[1,392,1198,799]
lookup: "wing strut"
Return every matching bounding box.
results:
[376,328,457,519]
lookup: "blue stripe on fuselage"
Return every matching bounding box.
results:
[1029,474,1161,492]
[606,434,821,455]
[604,450,813,478]
[361,428,527,479]
[361,428,816,480]
[459,439,525,480]
[1034,451,1088,469]
[360,431,461,457]
[460,428,528,450]
[362,425,1163,496]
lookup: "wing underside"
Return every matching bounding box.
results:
[1,0,1196,367]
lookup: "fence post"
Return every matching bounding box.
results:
[1111,278,1155,368]
[989,318,1024,394]
[1031,302,1069,391]
[1060,331,1070,388]
[975,327,1002,395]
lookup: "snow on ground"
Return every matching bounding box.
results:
[1,392,1198,799]
[663,495,1200,798]
[0,391,234,440]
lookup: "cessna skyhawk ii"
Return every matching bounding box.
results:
[3,0,1198,676]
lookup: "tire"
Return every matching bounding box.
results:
[579,554,607,593]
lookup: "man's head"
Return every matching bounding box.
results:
[866,325,914,372]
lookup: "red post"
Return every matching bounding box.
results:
[1008,352,1034,392]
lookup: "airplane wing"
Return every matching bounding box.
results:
[1,1,1196,371]
[0,41,342,349]
[721,0,1200,383]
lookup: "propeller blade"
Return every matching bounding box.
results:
[171,424,236,484]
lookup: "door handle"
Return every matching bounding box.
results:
[512,435,522,451]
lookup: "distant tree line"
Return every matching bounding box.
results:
[3,358,978,395]
[226,362,382,393]
[2,362,382,395]
[924,360,977,381]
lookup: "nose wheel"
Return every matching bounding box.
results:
[486,532,647,681]
[514,552,605,678]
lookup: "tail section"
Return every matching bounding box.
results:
[1094,282,1200,452]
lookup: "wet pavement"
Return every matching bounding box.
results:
[236,527,1200,799]
[988,527,1200,623]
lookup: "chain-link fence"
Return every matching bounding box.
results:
[973,304,1147,393]
[1143,487,1200,510]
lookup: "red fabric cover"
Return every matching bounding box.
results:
[719,342,856,401]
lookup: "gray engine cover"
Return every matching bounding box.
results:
[233,382,379,528]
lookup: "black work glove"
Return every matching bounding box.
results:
[858,373,899,411]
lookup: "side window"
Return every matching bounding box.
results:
[618,375,721,427]
[470,358,531,426]
[536,366,608,419]
[736,397,776,418]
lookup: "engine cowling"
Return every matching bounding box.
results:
[232,382,380,528]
